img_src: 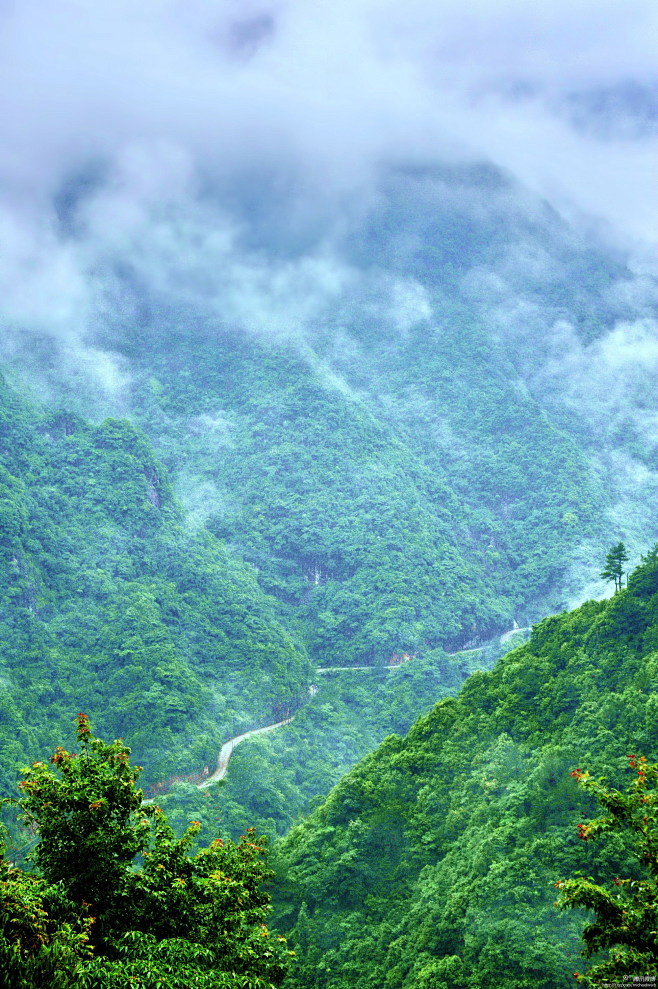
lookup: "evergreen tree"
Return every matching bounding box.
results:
[600,542,629,593]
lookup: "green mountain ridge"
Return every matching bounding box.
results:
[271,548,658,987]
[0,161,656,984]
[5,165,656,667]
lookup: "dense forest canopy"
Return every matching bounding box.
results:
[3,552,658,986]
[0,4,657,986]
[0,370,312,788]
[1,149,657,988]
[272,547,658,988]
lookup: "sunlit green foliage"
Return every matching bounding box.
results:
[1,716,291,988]
[272,548,658,987]
[556,758,658,985]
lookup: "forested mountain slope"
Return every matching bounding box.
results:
[0,363,515,838]
[5,165,656,669]
[272,548,658,988]
[120,314,604,663]
[0,372,311,785]
[2,161,656,852]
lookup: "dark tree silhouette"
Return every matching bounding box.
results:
[600,542,629,593]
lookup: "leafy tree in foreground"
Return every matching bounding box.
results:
[18,712,154,934]
[600,542,629,593]
[556,757,658,985]
[2,715,292,988]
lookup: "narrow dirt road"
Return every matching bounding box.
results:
[448,625,531,656]
[500,626,530,643]
[199,718,293,787]
[316,666,384,672]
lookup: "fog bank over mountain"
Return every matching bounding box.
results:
[1,0,656,230]
[0,0,656,616]
[1,0,655,353]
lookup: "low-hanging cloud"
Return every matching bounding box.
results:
[540,317,658,419]
[1,0,656,221]
[0,0,656,421]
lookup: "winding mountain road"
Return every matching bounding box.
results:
[190,626,531,792]
[316,666,389,672]
[500,626,530,643]
[198,718,293,787]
